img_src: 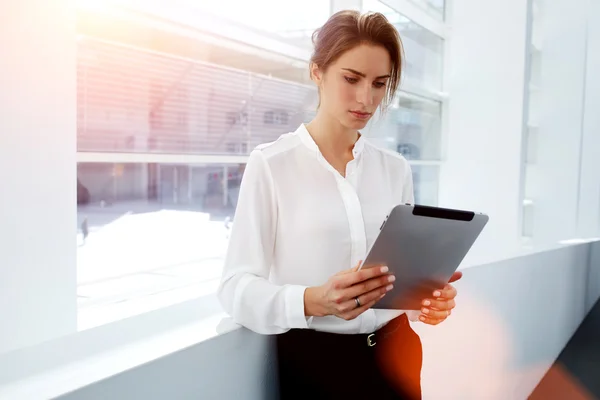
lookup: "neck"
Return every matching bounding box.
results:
[305,111,359,156]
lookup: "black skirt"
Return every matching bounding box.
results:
[275,314,423,400]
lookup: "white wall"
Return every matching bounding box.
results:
[528,0,591,245]
[414,242,600,399]
[54,241,600,400]
[58,326,279,400]
[0,0,77,354]
[576,0,600,239]
[439,0,528,264]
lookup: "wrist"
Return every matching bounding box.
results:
[304,287,325,317]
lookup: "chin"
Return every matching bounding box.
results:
[343,116,370,130]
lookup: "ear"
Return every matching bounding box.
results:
[310,62,323,85]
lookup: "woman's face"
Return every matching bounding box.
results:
[312,43,392,130]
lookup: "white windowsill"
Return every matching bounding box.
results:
[0,312,241,400]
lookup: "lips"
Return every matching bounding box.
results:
[350,111,371,120]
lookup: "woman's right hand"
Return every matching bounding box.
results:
[304,261,395,320]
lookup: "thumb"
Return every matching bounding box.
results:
[448,271,463,283]
[353,260,363,272]
[337,260,363,275]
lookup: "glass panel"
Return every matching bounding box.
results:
[365,0,444,21]
[417,0,445,20]
[76,162,245,329]
[520,0,599,247]
[363,0,444,91]
[77,37,318,156]
[412,165,439,206]
[426,0,445,19]
[363,92,442,160]
[182,0,330,49]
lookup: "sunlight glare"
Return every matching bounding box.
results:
[76,0,122,12]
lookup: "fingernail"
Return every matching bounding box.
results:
[388,275,395,282]
[423,300,431,306]
[433,291,441,297]
[386,284,393,291]
[419,316,426,321]
[422,308,429,314]
[380,266,389,273]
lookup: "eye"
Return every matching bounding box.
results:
[373,81,387,89]
[344,76,359,84]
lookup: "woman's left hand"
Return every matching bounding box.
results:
[418,271,462,325]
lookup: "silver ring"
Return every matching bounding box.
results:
[355,297,361,308]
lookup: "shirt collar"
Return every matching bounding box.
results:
[295,124,366,157]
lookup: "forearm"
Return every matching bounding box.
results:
[304,286,327,318]
[219,273,310,334]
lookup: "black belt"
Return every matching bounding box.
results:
[365,313,409,347]
[281,313,410,349]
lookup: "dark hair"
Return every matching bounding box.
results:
[310,10,404,109]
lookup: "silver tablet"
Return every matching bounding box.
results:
[360,204,489,310]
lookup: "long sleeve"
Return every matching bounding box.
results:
[217,149,310,334]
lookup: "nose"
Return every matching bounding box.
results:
[356,82,374,107]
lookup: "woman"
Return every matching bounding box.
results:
[217,10,460,400]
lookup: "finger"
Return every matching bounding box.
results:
[421,298,455,311]
[440,284,458,299]
[420,307,452,320]
[335,265,390,289]
[335,283,393,313]
[448,271,463,283]
[431,283,458,299]
[335,260,363,276]
[340,293,384,321]
[343,274,395,300]
[418,314,445,325]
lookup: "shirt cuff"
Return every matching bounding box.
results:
[406,309,421,322]
[285,285,311,329]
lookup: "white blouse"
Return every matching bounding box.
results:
[217,124,419,335]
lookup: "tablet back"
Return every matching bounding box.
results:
[363,204,489,310]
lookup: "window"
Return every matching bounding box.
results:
[191,0,330,49]
[77,37,314,156]
[76,162,243,329]
[263,110,273,124]
[426,0,445,19]
[359,1,446,209]
[364,0,445,21]
[365,93,442,161]
[519,0,600,251]
[415,0,446,20]
[226,142,237,153]
[395,17,443,91]
[73,0,449,330]
[264,109,290,125]
[363,1,444,92]
[411,165,439,206]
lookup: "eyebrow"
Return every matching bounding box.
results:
[342,68,391,80]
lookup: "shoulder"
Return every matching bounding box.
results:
[244,131,303,179]
[363,140,412,174]
[252,132,302,161]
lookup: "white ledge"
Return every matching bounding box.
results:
[0,313,236,400]
[1,240,597,399]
